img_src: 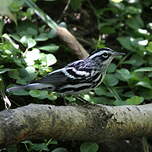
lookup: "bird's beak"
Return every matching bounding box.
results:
[112,51,126,56]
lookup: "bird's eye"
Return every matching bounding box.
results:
[102,52,109,58]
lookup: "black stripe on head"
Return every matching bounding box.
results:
[89,48,114,61]
[90,48,113,55]
[100,48,113,52]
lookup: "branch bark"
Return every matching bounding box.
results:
[56,26,89,59]
[0,103,152,147]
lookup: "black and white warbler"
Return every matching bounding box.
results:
[7,48,124,94]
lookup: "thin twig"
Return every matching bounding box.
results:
[58,0,71,21]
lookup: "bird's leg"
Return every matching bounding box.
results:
[64,94,92,105]
[60,94,69,105]
[60,94,78,105]
[76,95,93,105]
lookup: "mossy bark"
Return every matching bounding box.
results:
[0,104,152,147]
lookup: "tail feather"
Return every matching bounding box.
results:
[6,83,54,92]
[6,85,27,92]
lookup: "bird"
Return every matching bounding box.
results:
[6,48,125,94]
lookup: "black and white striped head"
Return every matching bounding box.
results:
[89,48,124,63]
[88,48,125,71]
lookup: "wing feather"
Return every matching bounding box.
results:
[34,69,68,86]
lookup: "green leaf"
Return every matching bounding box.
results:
[27,27,38,36]
[94,87,107,96]
[10,67,37,84]
[123,91,135,98]
[8,69,20,80]
[104,74,119,86]
[136,81,152,89]
[80,142,99,152]
[47,54,57,66]
[70,0,83,10]
[10,0,24,12]
[124,55,145,66]
[16,22,38,37]
[118,37,147,51]
[24,66,37,81]
[135,67,152,72]
[107,63,116,73]
[117,68,131,81]
[47,93,57,101]
[35,33,48,41]
[125,6,141,14]
[91,96,113,105]
[20,36,28,44]
[27,38,36,48]
[31,143,49,151]
[0,68,12,74]
[20,36,36,48]
[40,53,57,66]
[2,33,19,49]
[146,41,152,52]
[117,37,134,51]
[101,26,115,34]
[52,147,68,152]
[24,49,40,66]
[38,44,59,52]
[11,89,29,96]
[29,90,48,99]
[126,15,144,30]
[10,34,20,42]
[114,100,125,106]
[125,96,144,105]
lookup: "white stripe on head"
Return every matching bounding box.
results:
[89,48,113,59]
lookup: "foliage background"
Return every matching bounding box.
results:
[0,0,152,151]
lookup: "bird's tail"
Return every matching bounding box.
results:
[6,83,54,92]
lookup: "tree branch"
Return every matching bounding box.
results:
[0,103,152,147]
[56,26,89,59]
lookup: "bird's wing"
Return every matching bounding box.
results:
[34,59,95,86]
[34,69,69,86]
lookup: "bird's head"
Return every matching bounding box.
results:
[88,48,125,71]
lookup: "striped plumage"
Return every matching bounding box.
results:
[7,48,124,94]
